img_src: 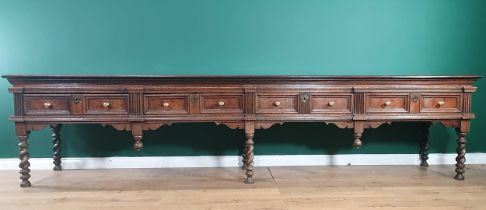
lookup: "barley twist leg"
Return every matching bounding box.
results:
[18,133,31,187]
[454,130,467,180]
[244,132,254,184]
[419,122,431,167]
[51,124,62,171]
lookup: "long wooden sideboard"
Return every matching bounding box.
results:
[2,75,480,187]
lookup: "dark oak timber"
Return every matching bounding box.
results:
[51,124,62,171]
[2,74,480,187]
[16,123,31,188]
[418,122,432,167]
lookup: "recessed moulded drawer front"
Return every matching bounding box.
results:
[366,94,410,113]
[200,94,243,114]
[24,94,71,115]
[256,94,299,114]
[144,94,189,114]
[421,95,461,113]
[310,95,352,114]
[84,94,129,115]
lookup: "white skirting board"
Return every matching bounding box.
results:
[0,153,485,170]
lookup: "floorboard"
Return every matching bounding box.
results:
[0,165,485,210]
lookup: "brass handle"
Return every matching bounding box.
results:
[328,101,335,106]
[218,101,225,106]
[162,102,170,107]
[384,101,392,107]
[437,101,445,107]
[102,102,111,109]
[274,101,281,106]
[43,102,53,109]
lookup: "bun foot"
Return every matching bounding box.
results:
[420,161,429,167]
[454,173,465,180]
[53,165,62,171]
[244,177,254,184]
[20,180,31,188]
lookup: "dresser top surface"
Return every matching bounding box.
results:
[2,74,482,81]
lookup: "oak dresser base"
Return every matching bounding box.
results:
[2,75,480,187]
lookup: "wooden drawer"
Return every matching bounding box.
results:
[200,94,243,114]
[84,94,129,115]
[310,94,352,114]
[144,94,189,114]
[420,95,461,113]
[366,94,410,113]
[256,94,298,114]
[24,94,71,115]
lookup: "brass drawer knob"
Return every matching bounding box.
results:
[274,101,281,106]
[218,101,225,106]
[102,102,111,109]
[328,101,335,106]
[43,102,53,109]
[384,101,392,107]
[163,102,170,107]
[437,101,445,107]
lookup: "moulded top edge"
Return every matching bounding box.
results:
[1,74,482,81]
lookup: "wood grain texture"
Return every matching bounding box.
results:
[0,166,486,210]
[15,123,31,188]
[419,123,432,167]
[50,124,62,171]
[1,75,480,187]
[244,121,255,184]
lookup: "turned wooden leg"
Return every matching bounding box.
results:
[18,134,31,187]
[244,122,255,184]
[244,132,255,183]
[419,122,431,167]
[353,133,362,148]
[241,145,248,169]
[353,122,364,148]
[51,124,62,171]
[132,123,143,151]
[16,124,31,187]
[133,135,143,151]
[454,129,467,180]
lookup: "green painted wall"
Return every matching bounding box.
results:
[0,0,484,158]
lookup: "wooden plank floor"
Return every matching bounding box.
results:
[0,165,485,210]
